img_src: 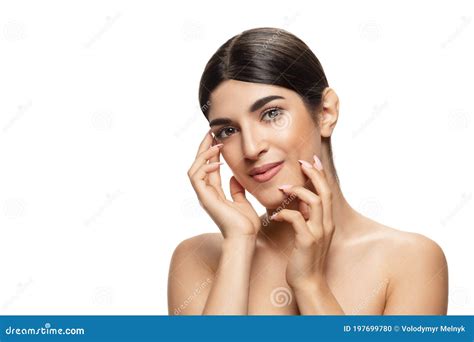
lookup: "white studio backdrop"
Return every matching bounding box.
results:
[0,0,473,315]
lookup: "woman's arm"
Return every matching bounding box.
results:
[168,234,257,315]
[174,130,263,314]
[271,157,345,315]
[291,278,345,315]
[168,235,215,315]
[202,235,256,315]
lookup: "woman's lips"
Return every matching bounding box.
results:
[251,162,284,183]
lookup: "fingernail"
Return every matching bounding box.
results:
[278,184,292,190]
[210,161,224,166]
[270,212,278,220]
[298,159,313,168]
[313,155,323,170]
[210,143,224,149]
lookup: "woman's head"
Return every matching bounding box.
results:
[199,27,340,209]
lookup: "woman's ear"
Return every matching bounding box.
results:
[319,87,339,138]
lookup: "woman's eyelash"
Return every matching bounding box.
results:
[261,106,283,120]
[215,126,236,139]
[214,106,284,139]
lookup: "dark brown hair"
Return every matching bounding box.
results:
[198,27,338,182]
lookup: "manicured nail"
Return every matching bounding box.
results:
[298,159,313,168]
[313,155,323,170]
[270,212,279,220]
[210,143,224,149]
[278,184,293,190]
[210,161,224,166]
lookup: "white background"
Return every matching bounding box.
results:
[1,0,473,315]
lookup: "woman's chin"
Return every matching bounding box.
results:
[255,188,294,210]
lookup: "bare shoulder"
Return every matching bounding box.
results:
[356,220,448,314]
[365,222,447,267]
[170,233,223,274]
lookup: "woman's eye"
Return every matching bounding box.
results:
[216,127,238,139]
[262,108,283,121]
[214,108,283,139]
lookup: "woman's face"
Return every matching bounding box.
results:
[208,80,326,209]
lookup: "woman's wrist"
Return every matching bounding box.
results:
[223,234,257,247]
[221,234,257,262]
[289,274,327,294]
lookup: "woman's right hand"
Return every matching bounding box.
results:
[187,130,261,239]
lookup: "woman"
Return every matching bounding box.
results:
[168,27,448,315]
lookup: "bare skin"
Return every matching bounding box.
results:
[168,80,449,315]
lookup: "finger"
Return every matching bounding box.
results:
[278,185,323,238]
[229,176,250,204]
[189,161,223,203]
[299,201,310,221]
[298,157,334,235]
[195,129,214,159]
[208,137,226,199]
[278,185,322,217]
[188,143,224,177]
[270,209,312,239]
[272,209,320,253]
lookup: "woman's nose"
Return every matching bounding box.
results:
[241,127,268,160]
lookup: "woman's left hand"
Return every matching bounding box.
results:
[270,155,335,290]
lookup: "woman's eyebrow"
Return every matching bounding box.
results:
[209,95,285,127]
[209,118,232,127]
[249,95,284,112]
